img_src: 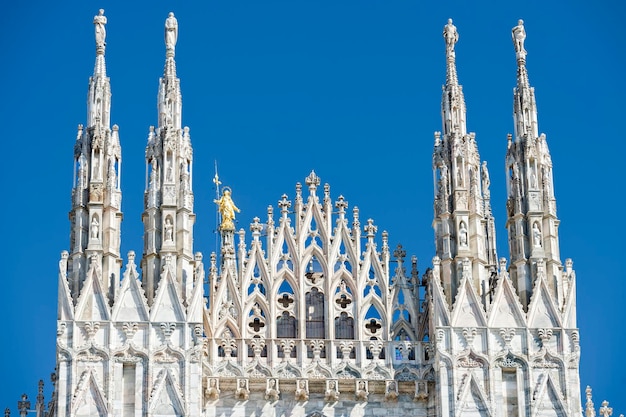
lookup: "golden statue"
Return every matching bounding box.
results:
[214,189,240,230]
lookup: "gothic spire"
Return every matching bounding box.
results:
[159,12,181,129]
[432,19,497,308]
[441,19,466,137]
[505,20,563,309]
[512,19,530,88]
[142,12,197,306]
[67,9,123,304]
[87,9,110,129]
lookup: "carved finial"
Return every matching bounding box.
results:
[165,12,178,57]
[278,194,291,216]
[214,188,240,231]
[93,9,107,54]
[364,219,377,241]
[586,386,596,417]
[599,401,613,417]
[18,394,30,417]
[393,244,406,261]
[250,217,263,238]
[127,250,136,265]
[305,170,320,191]
[37,379,44,401]
[335,195,348,215]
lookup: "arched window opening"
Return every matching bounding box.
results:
[306,288,325,339]
[277,312,296,338]
[335,313,354,340]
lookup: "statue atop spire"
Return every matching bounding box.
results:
[443,18,458,55]
[215,189,240,231]
[512,19,527,61]
[94,9,106,55]
[165,12,178,57]
[443,18,459,86]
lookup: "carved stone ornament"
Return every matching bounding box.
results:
[355,379,369,401]
[385,380,399,401]
[265,378,280,401]
[235,378,250,400]
[205,377,220,401]
[325,379,339,402]
[413,380,428,401]
[295,379,309,401]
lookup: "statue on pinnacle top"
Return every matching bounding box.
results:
[215,189,240,231]
[94,9,107,52]
[165,12,178,55]
[443,18,458,54]
[512,19,527,58]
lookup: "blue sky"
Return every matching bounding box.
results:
[1,0,624,413]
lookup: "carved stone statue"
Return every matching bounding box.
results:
[265,378,280,401]
[533,222,542,247]
[355,380,368,401]
[214,189,240,230]
[325,379,339,402]
[165,12,178,53]
[205,378,220,400]
[443,18,458,54]
[481,161,490,191]
[512,19,526,55]
[295,379,309,401]
[459,221,468,247]
[164,217,174,242]
[456,164,464,187]
[93,9,107,50]
[59,251,69,278]
[385,380,398,401]
[90,217,100,239]
[235,378,249,400]
[439,164,449,196]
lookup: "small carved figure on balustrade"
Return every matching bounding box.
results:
[295,379,309,401]
[205,378,220,400]
[355,380,368,401]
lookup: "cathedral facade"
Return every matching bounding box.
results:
[18,11,587,417]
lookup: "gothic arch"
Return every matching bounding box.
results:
[272,271,299,300]
[301,246,329,277]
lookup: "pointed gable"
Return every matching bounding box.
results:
[532,375,567,417]
[75,260,110,321]
[72,371,108,417]
[58,267,75,321]
[457,374,492,417]
[488,277,526,328]
[150,268,186,322]
[561,274,577,329]
[430,275,451,327]
[451,277,486,328]
[527,278,562,328]
[150,369,185,416]
[112,257,149,322]
[186,276,204,323]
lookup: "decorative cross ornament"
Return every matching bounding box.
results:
[249,318,265,332]
[599,401,613,417]
[365,319,381,334]
[278,294,294,308]
[336,294,352,309]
